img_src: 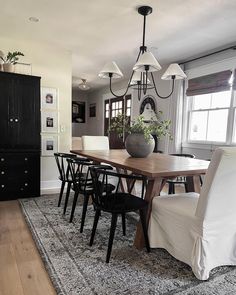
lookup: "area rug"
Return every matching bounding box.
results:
[20,195,236,295]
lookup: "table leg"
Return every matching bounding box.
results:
[193,175,201,193]
[133,177,163,250]
[116,168,127,192]
[116,168,137,194]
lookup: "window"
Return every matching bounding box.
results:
[104,95,131,137]
[184,69,236,145]
[188,91,231,143]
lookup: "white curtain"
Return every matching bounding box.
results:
[166,66,185,154]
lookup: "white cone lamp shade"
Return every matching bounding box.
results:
[98,61,123,79]
[130,71,151,85]
[161,63,187,80]
[133,52,162,72]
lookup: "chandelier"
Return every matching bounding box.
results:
[99,6,186,100]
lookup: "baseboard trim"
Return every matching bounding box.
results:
[40,180,63,195]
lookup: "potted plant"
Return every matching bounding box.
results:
[109,112,172,158]
[0,51,24,72]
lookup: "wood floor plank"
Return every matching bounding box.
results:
[0,201,56,295]
[0,244,25,295]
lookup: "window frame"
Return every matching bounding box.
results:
[184,87,236,147]
[103,95,132,137]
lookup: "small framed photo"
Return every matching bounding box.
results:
[41,111,58,133]
[41,135,58,156]
[41,87,58,110]
[89,103,96,117]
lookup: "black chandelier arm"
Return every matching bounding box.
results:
[107,47,144,99]
[108,47,143,99]
[109,77,129,98]
[109,69,136,98]
[136,49,142,62]
[151,72,176,99]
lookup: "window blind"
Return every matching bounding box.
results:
[186,70,232,96]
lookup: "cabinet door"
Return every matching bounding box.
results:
[0,152,40,200]
[14,76,41,150]
[0,75,15,148]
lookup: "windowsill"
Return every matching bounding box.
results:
[182,141,236,150]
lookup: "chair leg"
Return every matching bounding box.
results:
[122,213,126,236]
[139,209,150,253]
[63,182,71,215]
[80,194,90,233]
[172,183,175,194]
[184,183,189,193]
[199,175,203,186]
[89,209,101,246]
[69,191,79,223]
[106,213,118,263]
[58,181,65,207]
[168,183,173,194]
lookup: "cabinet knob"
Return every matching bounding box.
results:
[14,118,19,122]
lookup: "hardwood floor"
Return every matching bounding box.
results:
[0,185,185,295]
[0,200,56,295]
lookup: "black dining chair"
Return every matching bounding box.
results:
[67,159,115,232]
[54,153,77,208]
[89,166,150,263]
[54,153,88,214]
[166,153,196,194]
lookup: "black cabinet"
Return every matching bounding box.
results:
[0,72,41,200]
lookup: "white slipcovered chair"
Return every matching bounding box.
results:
[72,137,82,150]
[81,136,109,150]
[149,147,236,280]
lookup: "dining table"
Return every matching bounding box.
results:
[71,149,210,250]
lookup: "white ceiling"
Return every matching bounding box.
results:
[1,0,236,90]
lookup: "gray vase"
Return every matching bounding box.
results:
[125,133,155,158]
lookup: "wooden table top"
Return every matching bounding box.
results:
[71,149,209,178]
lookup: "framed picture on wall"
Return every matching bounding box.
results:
[139,95,157,123]
[89,103,96,117]
[41,87,58,110]
[41,111,58,133]
[72,101,85,123]
[41,135,58,156]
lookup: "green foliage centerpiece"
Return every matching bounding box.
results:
[109,112,172,157]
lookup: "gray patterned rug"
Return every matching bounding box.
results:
[20,195,236,295]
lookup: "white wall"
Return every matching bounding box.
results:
[0,36,72,193]
[72,88,89,137]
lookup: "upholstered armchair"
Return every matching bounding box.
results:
[149,147,236,280]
